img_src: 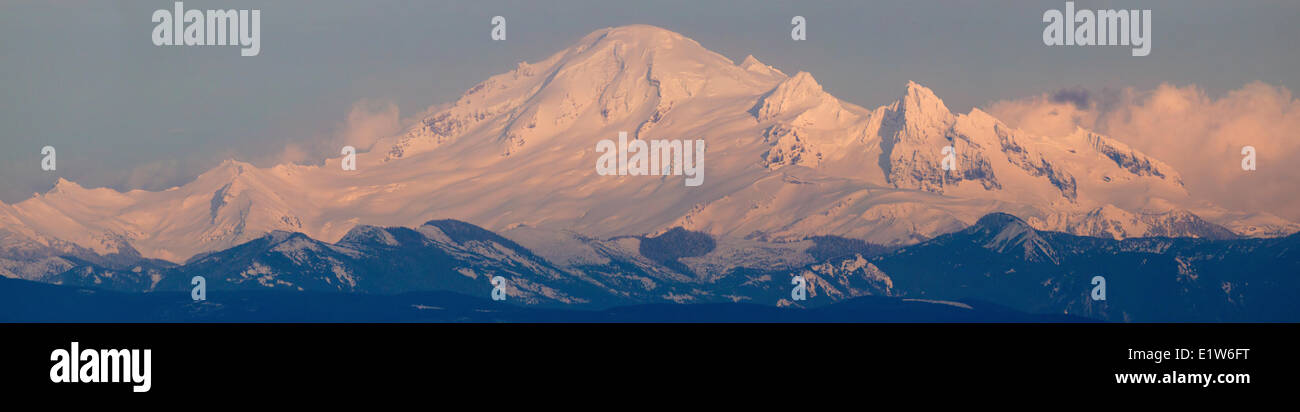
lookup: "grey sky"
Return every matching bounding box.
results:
[2,0,1297,203]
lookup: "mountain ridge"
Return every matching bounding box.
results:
[12,212,1298,322]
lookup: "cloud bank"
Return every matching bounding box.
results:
[986,82,1300,221]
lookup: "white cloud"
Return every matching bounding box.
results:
[339,99,402,152]
[987,82,1300,221]
[273,98,403,165]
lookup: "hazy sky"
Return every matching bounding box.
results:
[2,0,1298,204]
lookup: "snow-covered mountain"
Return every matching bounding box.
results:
[0,24,1293,270]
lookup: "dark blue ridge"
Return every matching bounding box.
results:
[11,213,1300,322]
[0,277,1083,323]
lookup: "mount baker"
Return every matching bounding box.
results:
[1,25,1294,271]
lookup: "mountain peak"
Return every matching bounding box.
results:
[788,71,822,90]
[969,213,1059,263]
[974,212,1031,231]
[739,54,785,77]
[264,230,307,244]
[421,219,535,256]
[569,25,707,60]
[752,71,828,120]
[51,177,80,191]
[422,219,500,243]
[339,224,402,247]
[899,81,951,119]
[589,24,691,44]
[44,177,98,198]
[563,25,739,78]
[211,159,256,176]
